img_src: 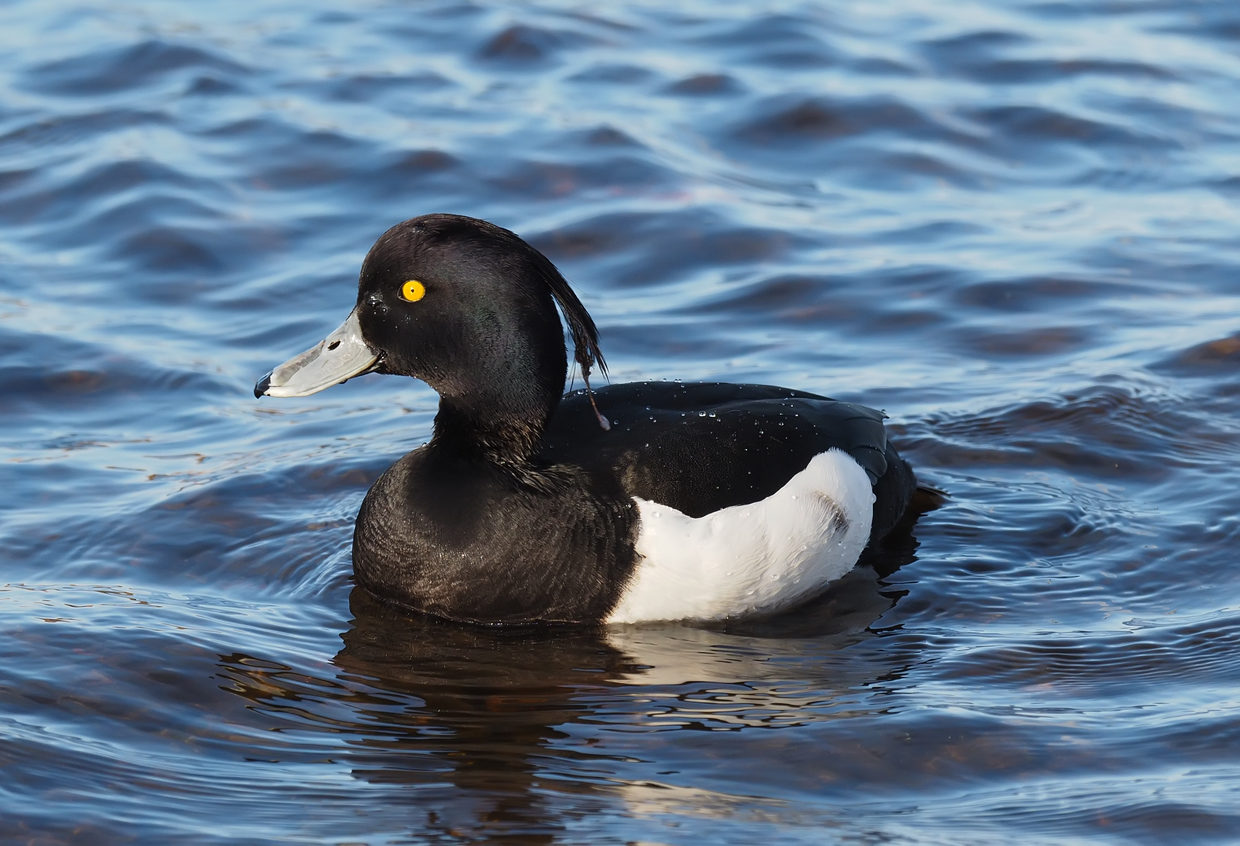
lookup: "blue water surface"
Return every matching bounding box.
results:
[2,0,1240,843]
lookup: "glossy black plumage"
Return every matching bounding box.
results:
[544,382,914,542]
[256,213,919,625]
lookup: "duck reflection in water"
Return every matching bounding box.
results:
[215,530,924,842]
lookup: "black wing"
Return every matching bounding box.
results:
[540,381,915,542]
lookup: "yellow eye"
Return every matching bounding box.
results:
[400,279,426,302]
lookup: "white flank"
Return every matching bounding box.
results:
[606,448,875,624]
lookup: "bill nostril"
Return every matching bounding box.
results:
[327,340,341,351]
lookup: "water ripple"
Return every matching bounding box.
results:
[2,0,1240,841]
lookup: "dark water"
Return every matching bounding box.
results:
[3,0,1239,842]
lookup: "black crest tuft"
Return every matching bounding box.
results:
[528,249,607,383]
[527,244,611,430]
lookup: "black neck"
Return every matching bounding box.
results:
[430,389,559,468]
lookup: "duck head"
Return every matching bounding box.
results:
[256,214,606,459]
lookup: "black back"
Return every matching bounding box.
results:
[542,381,915,543]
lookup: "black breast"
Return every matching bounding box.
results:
[351,446,640,624]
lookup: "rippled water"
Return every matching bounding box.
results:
[3,0,1240,842]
